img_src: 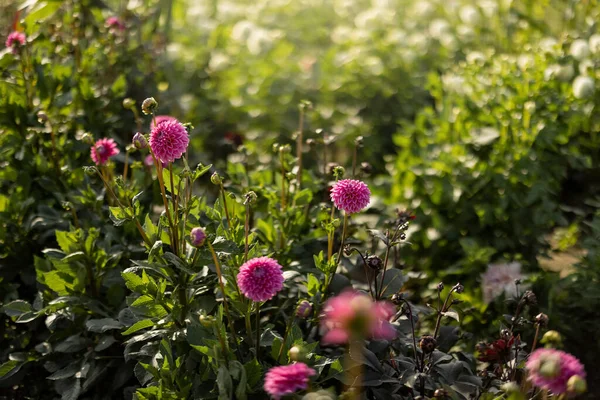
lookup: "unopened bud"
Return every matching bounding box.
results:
[288,346,302,361]
[211,172,222,185]
[437,282,444,291]
[37,111,48,123]
[433,388,448,398]
[333,166,345,179]
[141,97,158,115]
[296,300,313,319]
[541,330,562,347]
[366,255,383,270]
[83,166,98,176]
[122,98,135,109]
[80,132,94,145]
[522,290,537,305]
[501,382,520,393]
[360,162,372,174]
[567,375,587,394]
[419,335,437,354]
[244,191,257,205]
[453,283,464,294]
[132,132,148,149]
[535,313,549,327]
[190,227,207,247]
[199,314,215,327]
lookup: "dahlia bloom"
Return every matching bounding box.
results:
[320,290,396,345]
[481,262,524,303]
[330,179,371,214]
[264,363,316,399]
[151,115,177,128]
[5,31,26,54]
[237,257,284,302]
[526,348,586,394]
[90,138,120,165]
[106,16,125,31]
[149,119,189,164]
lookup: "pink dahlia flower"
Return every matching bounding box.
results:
[6,31,26,54]
[90,138,120,165]
[151,115,177,128]
[320,290,396,345]
[149,119,189,164]
[106,16,125,31]
[264,363,316,399]
[237,257,284,302]
[330,179,371,214]
[526,348,586,394]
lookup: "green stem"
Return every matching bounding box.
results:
[296,107,305,190]
[220,183,232,230]
[255,302,261,360]
[169,163,179,256]
[244,204,250,262]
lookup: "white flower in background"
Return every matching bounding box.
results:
[412,1,435,18]
[386,29,407,45]
[459,5,481,26]
[363,56,384,75]
[246,28,274,55]
[442,73,466,94]
[429,19,451,39]
[573,76,595,99]
[331,26,353,44]
[540,37,557,52]
[517,54,534,70]
[481,262,524,303]
[355,8,390,30]
[217,1,246,20]
[208,52,231,72]
[556,64,575,82]
[570,39,590,61]
[231,20,256,42]
[466,51,485,64]
[589,34,600,53]
[457,25,476,42]
[479,0,498,17]
[578,59,594,76]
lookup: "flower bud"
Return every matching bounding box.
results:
[190,227,207,247]
[541,330,562,347]
[296,300,313,319]
[360,162,372,175]
[288,345,303,361]
[419,335,437,354]
[279,144,291,154]
[83,166,98,176]
[522,290,537,305]
[80,132,95,145]
[391,293,404,305]
[500,382,520,393]
[141,97,158,115]
[366,255,383,270]
[333,166,345,179]
[132,132,148,149]
[453,283,464,294]
[244,191,257,205]
[211,172,222,185]
[433,388,448,398]
[37,111,48,123]
[437,282,444,291]
[61,201,73,211]
[535,313,549,327]
[122,98,135,109]
[567,375,587,395]
[354,136,364,147]
[199,314,215,327]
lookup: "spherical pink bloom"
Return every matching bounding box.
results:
[526,348,586,394]
[149,119,189,164]
[321,290,396,345]
[264,363,316,399]
[90,138,119,165]
[106,16,125,31]
[151,115,177,128]
[330,179,371,214]
[237,257,284,302]
[5,31,26,54]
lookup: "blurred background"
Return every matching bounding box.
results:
[2,0,600,397]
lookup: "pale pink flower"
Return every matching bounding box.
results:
[481,262,525,303]
[330,179,371,214]
[106,17,125,31]
[90,138,119,165]
[237,257,284,302]
[321,290,396,345]
[526,348,586,395]
[264,363,316,399]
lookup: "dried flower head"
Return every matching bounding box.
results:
[264,363,316,400]
[237,257,284,302]
[149,119,189,164]
[419,335,437,354]
[330,179,371,214]
[526,348,586,394]
[90,138,120,165]
[320,290,396,345]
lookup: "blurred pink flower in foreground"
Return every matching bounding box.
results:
[526,348,586,395]
[90,138,119,165]
[264,363,315,399]
[5,31,26,54]
[481,262,524,303]
[320,290,396,345]
[106,17,125,31]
